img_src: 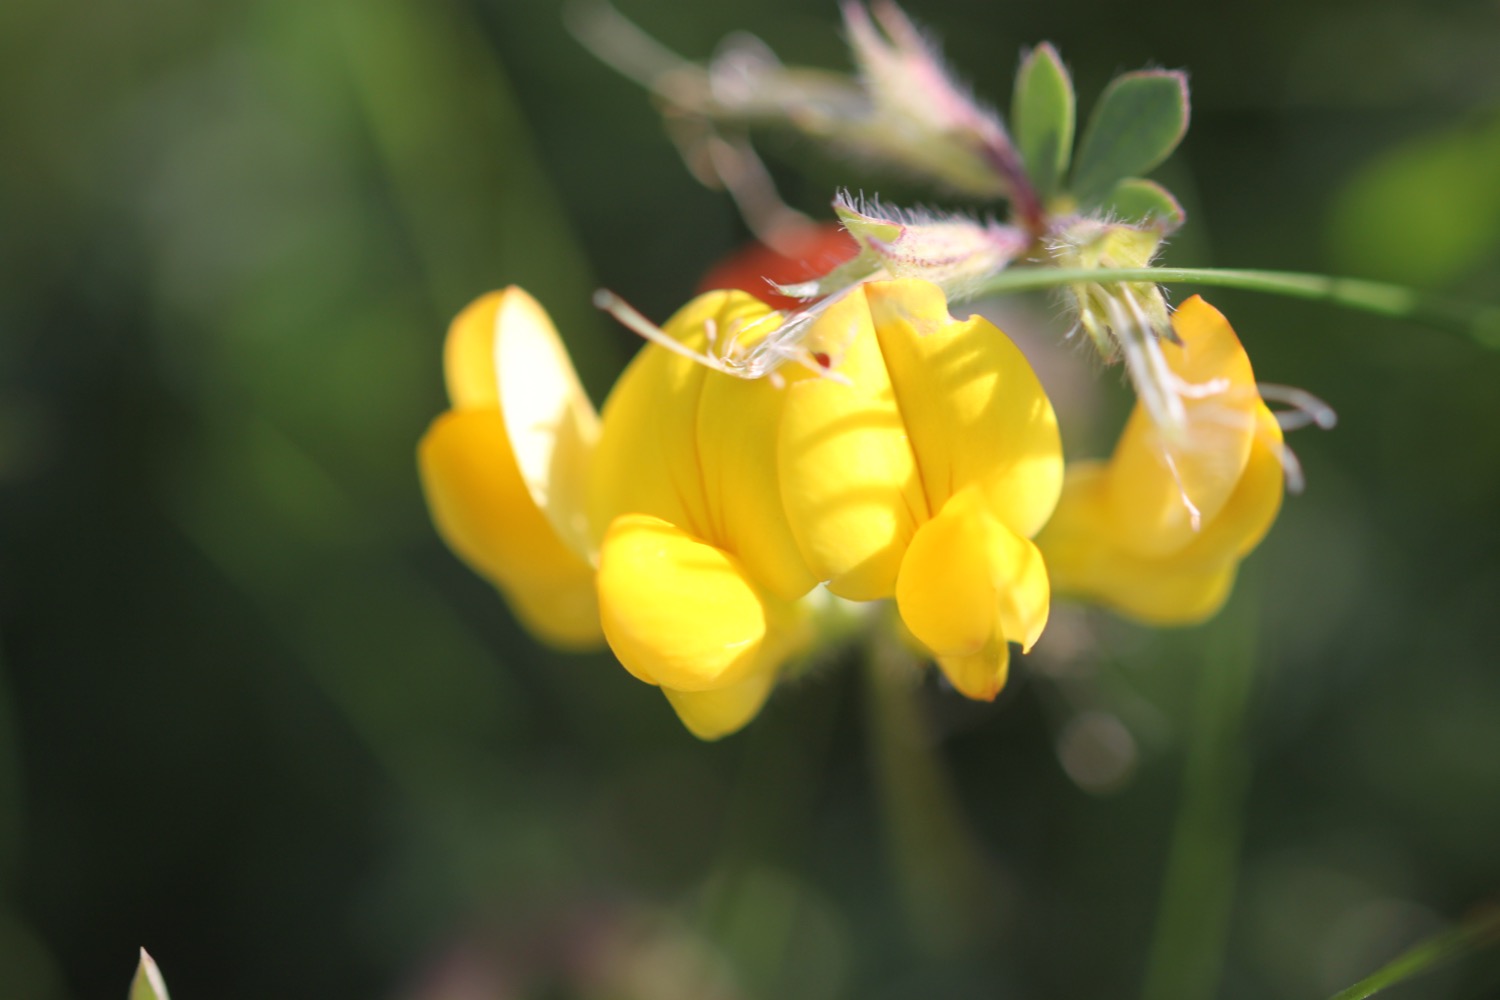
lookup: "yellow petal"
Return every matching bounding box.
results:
[697,370,819,602]
[486,288,600,560]
[866,279,1064,538]
[504,577,610,651]
[441,287,600,560]
[662,670,778,741]
[1040,463,1242,624]
[417,409,601,648]
[590,291,769,546]
[778,290,925,599]
[587,338,707,546]
[895,486,1050,701]
[1105,561,1239,626]
[686,291,818,601]
[934,643,1012,704]
[1170,408,1286,562]
[589,289,814,601]
[1038,408,1285,624]
[597,513,776,691]
[442,292,503,409]
[1032,462,1112,593]
[1106,296,1260,558]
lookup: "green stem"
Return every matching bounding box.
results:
[864,639,998,957]
[971,266,1500,349]
[1141,595,1258,1000]
[1325,906,1500,1000]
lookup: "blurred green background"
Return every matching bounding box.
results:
[2,0,1499,998]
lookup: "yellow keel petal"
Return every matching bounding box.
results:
[597,514,773,692]
[895,487,1049,701]
[663,671,778,741]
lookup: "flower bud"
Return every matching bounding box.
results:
[777,194,1027,301]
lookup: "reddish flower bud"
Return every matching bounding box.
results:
[697,224,859,310]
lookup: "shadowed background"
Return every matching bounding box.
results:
[2,0,1498,998]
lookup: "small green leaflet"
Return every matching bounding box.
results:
[1011,43,1075,202]
[1072,70,1189,205]
[1105,178,1186,232]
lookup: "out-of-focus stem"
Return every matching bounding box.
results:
[1141,590,1258,1000]
[1325,905,1500,1000]
[864,638,999,957]
[973,266,1500,348]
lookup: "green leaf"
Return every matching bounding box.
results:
[1325,907,1500,1000]
[1071,70,1189,205]
[1011,43,1075,202]
[130,949,170,1000]
[1104,178,1185,232]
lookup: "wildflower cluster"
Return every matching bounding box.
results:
[419,4,1330,738]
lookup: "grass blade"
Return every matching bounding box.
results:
[1326,907,1500,1000]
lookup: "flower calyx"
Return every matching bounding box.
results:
[775,194,1029,303]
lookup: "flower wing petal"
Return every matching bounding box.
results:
[443,293,502,409]
[778,290,924,600]
[590,291,774,548]
[866,279,1063,538]
[698,372,819,602]
[1107,296,1259,557]
[1039,406,1284,624]
[418,409,601,647]
[491,287,601,561]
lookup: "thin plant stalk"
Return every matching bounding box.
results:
[1325,906,1500,1000]
[972,267,1500,348]
[864,638,999,957]
[1141,589,1259,1000]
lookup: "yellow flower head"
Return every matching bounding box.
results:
[776,280,1062,700]
[588,289,823,739]
[1036,296,1286,624]
[418,280,1066,737]
[417,289,602,648]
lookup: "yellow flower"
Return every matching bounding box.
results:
[417,289,603,648]
[777,280,1063,700]
[588,290,822,739]
[420,286,822,739]
[419,279,1065,737]
[1035,296,1285,624]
